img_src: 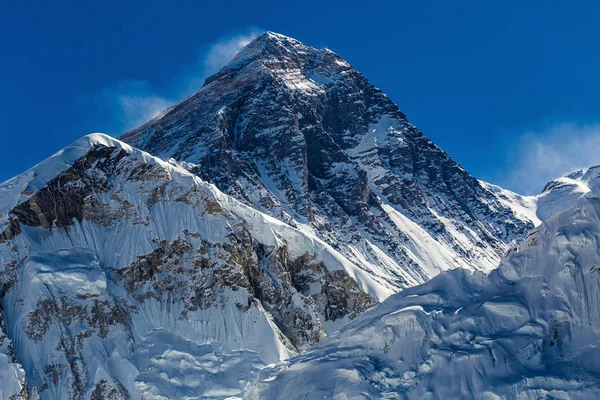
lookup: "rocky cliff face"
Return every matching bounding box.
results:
[122,32,535,291]
[0,134,382,399]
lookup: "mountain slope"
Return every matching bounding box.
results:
[536,164,600,221]
[483,163,600,227]
[121,31,535,292]
[0,134,388,399]
[247,189,600,399]
[481,181,540,226]
[0,31,564,399]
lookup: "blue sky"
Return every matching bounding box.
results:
[1,0,599,194]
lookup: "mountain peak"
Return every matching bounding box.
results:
[252,31,304,47]
[121,29,535,292]
[231,31,316,63]
[200,31,351,93]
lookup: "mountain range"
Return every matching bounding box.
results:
[0,32,597,399]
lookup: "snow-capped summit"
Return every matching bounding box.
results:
[209,31,349,84]
[0,134,384,399]
[229,31,324,64]
[121,32,536,293]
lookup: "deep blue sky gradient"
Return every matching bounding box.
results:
[1,0,599,193]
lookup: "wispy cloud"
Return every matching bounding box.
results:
[203,31,261,77]
[498,122,600,195]
[179,29,263,98]
[108,80,172,130]
[75,80,170,134]
[80,28,263,134]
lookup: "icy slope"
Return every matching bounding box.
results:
[121,32,535,291]
[482,163,600,227]
[481,181,540,226]
[0,133,386,399]
[0,310,28,399]
[536,164,600,221]
[247,190,600,399]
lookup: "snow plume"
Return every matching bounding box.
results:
[179,28,263,96]
[203,30,262,78]
[111,80,173,129]
[81,28,263,133]
[79,80,173,133]
[501,122,600,195]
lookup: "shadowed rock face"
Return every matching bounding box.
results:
[122,32,534,290]
[11,146,125,229]
[0,217,20,244]
[289,253,377,322]
[116,230,376,351]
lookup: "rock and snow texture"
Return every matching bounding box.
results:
[481,181,541,226]
[0,134,382,399]
[247,190,600,399]
[2,31,589,399]
[121,31,535,292]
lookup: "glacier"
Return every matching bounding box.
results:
[247,189,600,399]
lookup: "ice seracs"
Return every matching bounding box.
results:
[0,311,28,399]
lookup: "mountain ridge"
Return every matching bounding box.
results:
[0,133,389,399]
